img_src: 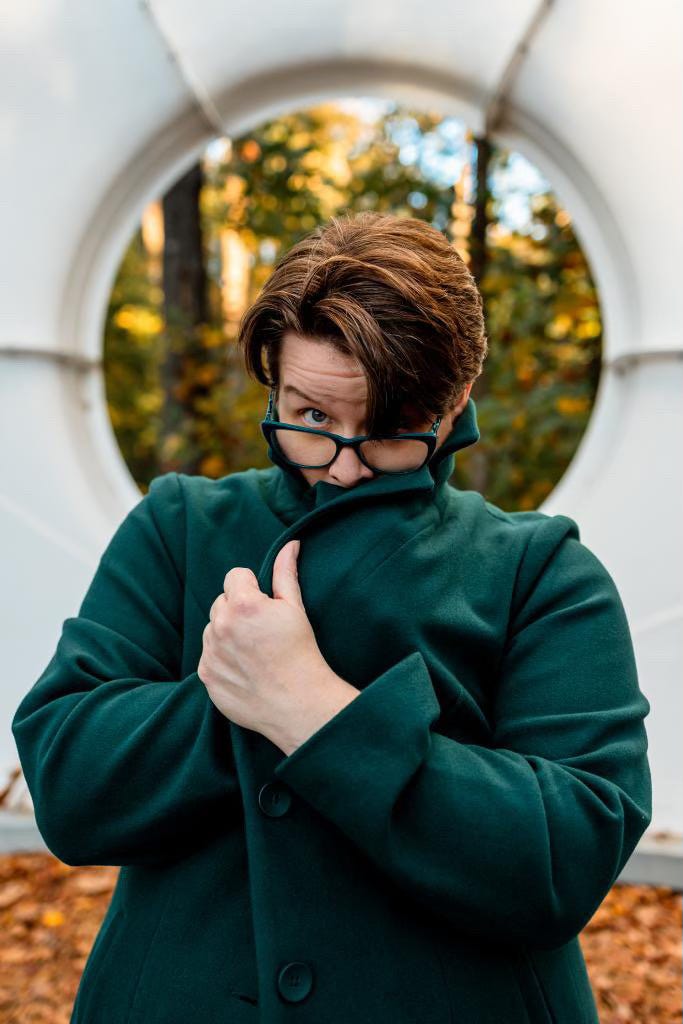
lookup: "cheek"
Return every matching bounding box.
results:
[301,467,327,486]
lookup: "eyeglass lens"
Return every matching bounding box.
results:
[273,428,429,473]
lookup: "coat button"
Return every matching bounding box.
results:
[276,961,314,1003]
[258,781,292,817]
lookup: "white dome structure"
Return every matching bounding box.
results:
[1,0,681,884]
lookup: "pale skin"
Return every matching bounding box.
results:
[198,331,473,757]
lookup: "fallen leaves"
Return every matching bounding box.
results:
[0,854,118,1024]
[0,851,680,1023]
[580,884,682,1023]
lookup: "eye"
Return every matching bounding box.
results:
[299,406,330,428]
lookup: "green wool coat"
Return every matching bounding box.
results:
[12,397,652,1024]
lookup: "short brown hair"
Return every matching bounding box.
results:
[237,211,488,434]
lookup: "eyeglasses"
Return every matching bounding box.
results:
[260,388,442,475]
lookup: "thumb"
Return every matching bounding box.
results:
[272,539,303,605]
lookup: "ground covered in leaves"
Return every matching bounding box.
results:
[0,853,680,1023]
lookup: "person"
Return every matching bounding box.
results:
[12,211,652,1024]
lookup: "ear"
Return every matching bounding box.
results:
[449,382,473,420]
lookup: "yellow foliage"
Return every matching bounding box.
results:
[576,320,601,339]
[288,132,316,151]
[199,453,227,477]
[223,174,245,205]
[553,343,580,362]
[113,306,164,336]
[555,396,590,416]
[286,173,307,191]
[201,326,228,349]
[301,150,323,170]
[42,909,65,927]
[161,433,183,459]
[138,392,163,414]
[264,123,289,144]
[546,314,573,338]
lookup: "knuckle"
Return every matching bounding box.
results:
[197,656,211,687]
[230,595,253,615]
[209,593,226,622]
[214,612,232,638]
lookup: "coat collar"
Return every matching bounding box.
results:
[263,396,480,524]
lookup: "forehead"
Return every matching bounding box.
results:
[279,332,368,408]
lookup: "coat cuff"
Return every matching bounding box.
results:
[272,650,442,823]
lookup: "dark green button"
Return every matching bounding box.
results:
[258,781,292,817]
[277,961,314,1003]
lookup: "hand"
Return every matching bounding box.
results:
[197,539,360,755]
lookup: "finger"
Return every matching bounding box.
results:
[208,593,227,623]
[224,565,261,602]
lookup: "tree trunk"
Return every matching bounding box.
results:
[159,162,209,474]
[467,134,493,496]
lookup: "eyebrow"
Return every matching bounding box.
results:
[282,384,334,406]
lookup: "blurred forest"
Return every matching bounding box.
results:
[104,98,602,510]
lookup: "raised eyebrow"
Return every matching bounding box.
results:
[282,384,327,405]
[282,384,348,408]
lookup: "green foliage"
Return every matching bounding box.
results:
[463,155,601,509]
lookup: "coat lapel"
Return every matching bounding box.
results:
[258,395,481,596]
[227,397,481,837]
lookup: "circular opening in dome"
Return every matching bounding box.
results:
[103,97,602,511]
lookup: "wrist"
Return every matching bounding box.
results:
[271,673,361,757]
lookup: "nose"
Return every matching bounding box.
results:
[327,444,376,487]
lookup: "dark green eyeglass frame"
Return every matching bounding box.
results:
[260,388,442,476]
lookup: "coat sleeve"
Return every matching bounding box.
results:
[272,514,653,950]
[11,472,241,869]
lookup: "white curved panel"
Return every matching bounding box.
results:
[0,0,193,347]
[149,0,540,107]
[511,0,683,356]
[541,359,683,835]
